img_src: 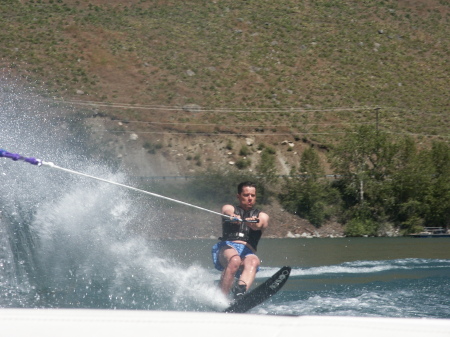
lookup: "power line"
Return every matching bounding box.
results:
[58,99,448,116]
[75,110,449,137]
[102,119,377,127]
[57,98,380,114]
[90,129,354,136]
[55,98,448,139]
[89,128,449,140]
[382,131,450,139]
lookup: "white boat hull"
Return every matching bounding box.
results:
[0,309,449,337]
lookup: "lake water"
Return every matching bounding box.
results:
[161,238,450,318]
[1,211,449,319]
[1,79,449,319]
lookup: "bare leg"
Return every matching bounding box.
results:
[218,247,242,295]
[238,254,260,290]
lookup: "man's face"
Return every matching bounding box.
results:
[237,186,257,210]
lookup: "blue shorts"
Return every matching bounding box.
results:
[211,241,259,275]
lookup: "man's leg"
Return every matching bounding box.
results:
[218,246,242,295]
[238,254,260,291]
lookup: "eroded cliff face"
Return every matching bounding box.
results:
[85,116,332,178]
[84,117,344,239]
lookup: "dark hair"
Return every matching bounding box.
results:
[237,181,257,194]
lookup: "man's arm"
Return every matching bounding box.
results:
[249,212,269,232]
[222,204,236,217]
[238,211,269,232]
[222,204,269,231]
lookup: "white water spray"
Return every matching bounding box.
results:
[0,75,227,310]
[31,174,227,310]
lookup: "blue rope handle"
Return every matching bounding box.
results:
[0,149,42,166]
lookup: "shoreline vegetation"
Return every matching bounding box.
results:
[141,128,449,238]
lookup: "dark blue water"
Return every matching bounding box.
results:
[1,76,450,318]
[258,259,450,317]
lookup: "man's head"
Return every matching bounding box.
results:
[237,181,257,210]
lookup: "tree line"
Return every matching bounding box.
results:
[280,126,450,236]
[186,126,450,237]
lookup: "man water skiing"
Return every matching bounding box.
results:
[211,182,269,299]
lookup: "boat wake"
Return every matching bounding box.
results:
[254,259,450,318]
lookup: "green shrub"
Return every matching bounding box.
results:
[143,140,163,154]
[344,218,378,237]
[226,139,233,150]
[264,146,276,155]
[235,158,251,169]
[239,145,250,157]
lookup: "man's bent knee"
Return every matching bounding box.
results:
[244,255,260,268]
[227,254,242,270]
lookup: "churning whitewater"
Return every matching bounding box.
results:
[0,76,228,311]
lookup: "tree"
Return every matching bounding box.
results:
[256,147,278,185]
[280,147,340,227]
[388,138,433,232]
[331,125,397,205]
[424,141,450,228]
[330,126,402,234]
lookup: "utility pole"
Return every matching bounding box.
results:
[375,107,380,134]
[360,179,364,202]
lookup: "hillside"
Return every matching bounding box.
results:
[1,0,449,237]
[1,0,448,108]
[2,0,448,166]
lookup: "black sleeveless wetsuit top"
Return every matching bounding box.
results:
[219,205,262,251]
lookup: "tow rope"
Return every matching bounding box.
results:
[0,148,240,221]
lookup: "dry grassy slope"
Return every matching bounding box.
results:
[2,1,448,148]
[2,1,448,112]
[3,0,449,237]
[59,0,448,110]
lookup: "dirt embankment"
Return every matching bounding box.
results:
[86,117,345,239]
